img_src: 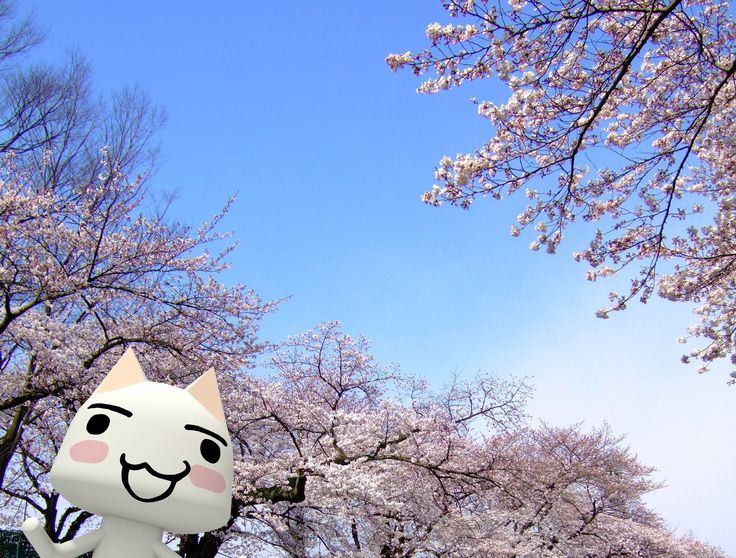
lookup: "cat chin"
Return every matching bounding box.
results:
[49,467,231,534]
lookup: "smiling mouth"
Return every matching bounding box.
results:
[120,453,191,503]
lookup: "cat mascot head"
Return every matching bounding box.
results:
[50,349,233,533]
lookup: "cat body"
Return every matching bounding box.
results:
[22,349,234,558]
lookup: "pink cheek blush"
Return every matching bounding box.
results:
[189,465,226,493]
[70,440,109,463]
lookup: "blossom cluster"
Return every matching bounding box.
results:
[388,0,736,379]
[209,324,725,556]
[3,322,726,556]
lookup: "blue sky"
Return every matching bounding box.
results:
[30,1,735,554]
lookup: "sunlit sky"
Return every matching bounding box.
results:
[29,1,735,554]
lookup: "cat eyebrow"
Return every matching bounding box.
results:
[88,403,133,417]
[184,424,228,447]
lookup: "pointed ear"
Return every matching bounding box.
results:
[94,348,147,394]
[185,368,226,423]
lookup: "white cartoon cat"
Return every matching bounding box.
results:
[22,348,234,558]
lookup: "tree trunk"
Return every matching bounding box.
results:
[178,533,222,558]
[0,404,30,488]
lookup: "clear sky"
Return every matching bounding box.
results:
[29,1,735,554]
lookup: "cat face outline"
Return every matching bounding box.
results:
[50,349,234,534]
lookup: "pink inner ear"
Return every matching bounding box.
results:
[70,440,109,463]
[189,465,226,493]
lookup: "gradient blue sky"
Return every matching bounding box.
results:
[30,1,734,554]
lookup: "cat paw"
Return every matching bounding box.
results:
[22,517,41,532]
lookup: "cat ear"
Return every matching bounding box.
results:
[94,348,147,394]
[185,368,226,423]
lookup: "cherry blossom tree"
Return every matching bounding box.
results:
[0,399,89,544]
[0,148,274,489]
[0,2,270,552]
[2,322,724,557]
[218,323,723,558]
[211,322,529,557]
[0,0,273,490]
[387,0,736,381]
[0,322,528,557]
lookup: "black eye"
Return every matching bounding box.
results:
[200,439,220,463]
[86,414,110,435]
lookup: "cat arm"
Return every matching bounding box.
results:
[152,540,183,558]
[22,517,104,558]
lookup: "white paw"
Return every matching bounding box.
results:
[22,517,41,532]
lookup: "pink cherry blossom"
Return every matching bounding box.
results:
[388,0,736,381]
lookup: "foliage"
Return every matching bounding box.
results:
[2,311,725,557]
[388,0,736,381]
[0,2,273,547]
[216,323,723,558]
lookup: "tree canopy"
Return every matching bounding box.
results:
[0,0,272,492]
[388,0,736,382]
[4,322,726,557]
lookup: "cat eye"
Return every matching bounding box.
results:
[199,439,221,463]
[86,414,110,435]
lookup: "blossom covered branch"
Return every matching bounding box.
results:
[388,0,736,379]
